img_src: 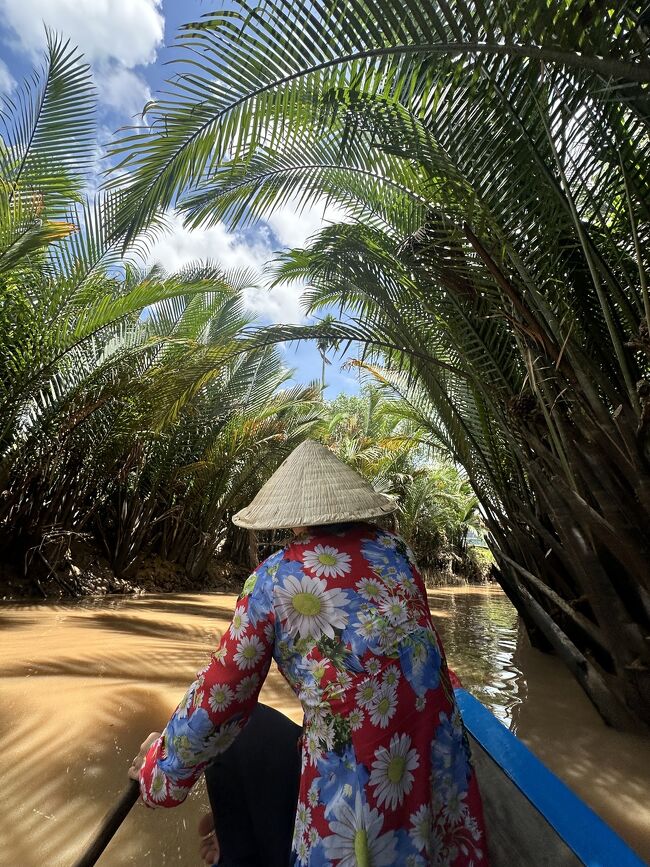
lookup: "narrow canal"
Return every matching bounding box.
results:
[1,586,648,865]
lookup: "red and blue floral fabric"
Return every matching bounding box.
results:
[140,522,487,865]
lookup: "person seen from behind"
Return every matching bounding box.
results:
[129,439,488,865]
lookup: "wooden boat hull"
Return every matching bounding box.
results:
[455,688,646,867]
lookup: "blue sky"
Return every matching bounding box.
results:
[0,0,359,397]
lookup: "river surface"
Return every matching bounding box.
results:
[1,586,649,865]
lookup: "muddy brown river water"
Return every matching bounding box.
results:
[1,586,649,865]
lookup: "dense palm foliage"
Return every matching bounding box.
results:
[0,36,322,593]
[111,2,650,728]
[323,388,484,574]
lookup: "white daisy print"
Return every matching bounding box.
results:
[305,730,324,764]
[148,766,168,803]
[349,707,364,731]
[206,720,243,755]
[234,635,265,670]
[196,660,211,678]
[356,611,381,641]
[308,713,335,752]
[328,680,346,704]
[464,814,483,842]
[292,820,302,851]
[399,572,419,596]
[213,646,227,665]
[323,792,397,867]
[235,672,260,702]
[208,683,234,713]
[410,804,433,852]
[307,782,319,807]
[377,533,397,549]
[370,733,420,810]
[296,801,312,833]
[378,595,410,626]
[299,680,321,707]
[365,657,381,676]
[321,721,336,752]
[356,577,386,601]
[168,782,189,804]
[404,543,417,564]
[355,676,380,708]
[307,710,329,740]
[369,684,398,728]
[176,689,193,719]
[303,544,352,578]
[305,656,328,681]
[298,680,322,714]
[443,783,468,824]
[229,607,250,639]
[274,574,348,640]
[382,574,399,591]
[382,665,401,688]
[336,670,352,689]
[296,838,309,863]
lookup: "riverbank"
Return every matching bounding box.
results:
[0,536,248,601]
[1,536,492,600]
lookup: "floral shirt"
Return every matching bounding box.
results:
[140,522,487,866]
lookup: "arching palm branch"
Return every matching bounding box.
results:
[110,1,650,728]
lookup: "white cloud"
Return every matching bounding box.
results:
[0,0,164,67]
[243,282,308,325]
[96,65,151,118]
[146,214,308,324]
[267,196,350,248]
[0,57,15,93]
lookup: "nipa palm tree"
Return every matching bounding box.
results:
[110,2,650,729]
[0,33,322,591]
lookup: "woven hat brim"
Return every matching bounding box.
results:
[232,498,397,530]
[232,439,398,530]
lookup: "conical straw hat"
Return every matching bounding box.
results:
[232,440,398,530]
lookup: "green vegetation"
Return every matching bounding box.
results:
[109,3,650,729]
[2,5,649,729]
[323,389,485,577]
[0,41,478,597]
[0,36,322,593]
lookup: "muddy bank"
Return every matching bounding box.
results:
[1,535,492,600]
[0,536,248,601]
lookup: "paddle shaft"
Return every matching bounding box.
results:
[72,779,141,867]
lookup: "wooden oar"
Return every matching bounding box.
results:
[72,779,141,867]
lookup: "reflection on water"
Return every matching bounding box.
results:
[429,586,650,863]
[428,587,522,727]
[1,587,649,865]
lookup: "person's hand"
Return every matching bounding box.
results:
[198,812,220,865]
[128,732,161,781]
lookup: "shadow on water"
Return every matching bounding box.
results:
[0,685,212,866]
[135,598,240,619]
[0,613,40,630]
[64,610,221,642]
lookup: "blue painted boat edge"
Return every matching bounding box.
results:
[454,687,647,867]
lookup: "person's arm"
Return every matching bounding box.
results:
[137,551,279,808]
